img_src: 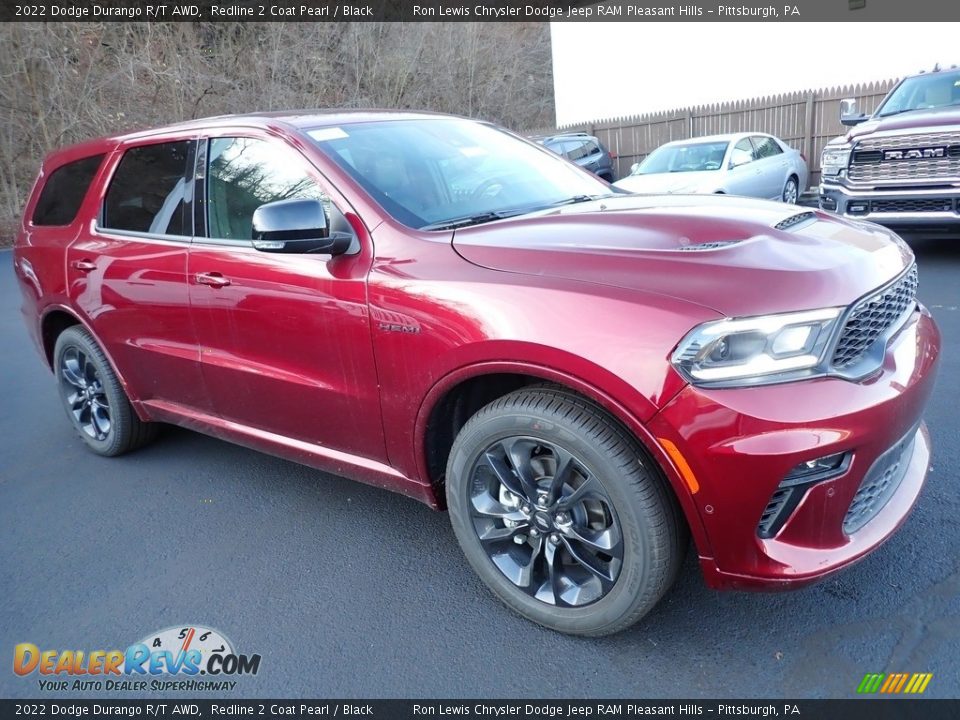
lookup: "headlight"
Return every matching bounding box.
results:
[671,308,842,387]
[821,145,852,177]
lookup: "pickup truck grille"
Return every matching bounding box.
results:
[848,130,960,183]
[870,198,955,213]
[831,265,918,370]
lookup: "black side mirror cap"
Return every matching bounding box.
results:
[251,198,353,255]
[840,114,869,127]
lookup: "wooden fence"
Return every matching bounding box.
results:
[528,79,899,188]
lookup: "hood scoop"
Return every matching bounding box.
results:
[774,211,816,231]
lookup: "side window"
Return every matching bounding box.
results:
[584,141,601,156]
[566,140,591,162]
[752,136,783,159]
[206,137,338,242]
[730,138,755,167]
[544,140,564,156]
[32,154,105,226]
[102,141,192,236]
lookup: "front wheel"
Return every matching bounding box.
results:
[446,387,686,636]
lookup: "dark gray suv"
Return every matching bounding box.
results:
[536,132,616,182]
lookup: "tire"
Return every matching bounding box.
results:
[53,325,158,456]
[782,176,799,204]
[446,387,686,636]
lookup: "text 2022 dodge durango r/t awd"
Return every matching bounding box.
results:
[14,112,940,635]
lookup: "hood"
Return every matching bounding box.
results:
[451,195,914,318]
[613,171,720,194]
[844,105,960,142]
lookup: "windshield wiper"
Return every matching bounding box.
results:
[548,194,611,206]
[421,195,614,231]
[877,107,924,118]
[420,211,513,231]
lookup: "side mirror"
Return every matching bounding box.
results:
[729,156,751,169]
[630,162,640,174]
[840,98,869,127]
[251,198,353,255]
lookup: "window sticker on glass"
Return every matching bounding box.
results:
[309,128,350,142]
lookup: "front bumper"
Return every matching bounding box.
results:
[647,305,940,590]
[819,182,960,234]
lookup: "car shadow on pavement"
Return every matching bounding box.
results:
[125,421,959,697]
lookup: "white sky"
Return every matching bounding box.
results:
[551,23,960,126]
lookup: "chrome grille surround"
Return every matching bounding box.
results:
[830,264,919,373]
[848,130,960,184]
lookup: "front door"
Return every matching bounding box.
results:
[724,137,765,198]
[187,133,387,463]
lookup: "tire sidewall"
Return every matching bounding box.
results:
[783,177,798,203]
[53,327,127,456]
[447,408,659,635]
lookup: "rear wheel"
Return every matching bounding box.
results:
[782,176,799,204]
[446,387,686,636]
[54,326,158,456]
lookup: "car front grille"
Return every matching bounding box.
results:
[843,426,918,535]
[848,130,960,183]
[869,198,956,214]
[831,265,919,370]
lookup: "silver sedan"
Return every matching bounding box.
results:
[613,132,809,204]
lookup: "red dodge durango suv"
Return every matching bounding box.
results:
[14,112,941,635]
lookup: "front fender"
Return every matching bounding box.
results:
[413,357,712,562]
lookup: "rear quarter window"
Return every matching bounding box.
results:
[31,154,105,226]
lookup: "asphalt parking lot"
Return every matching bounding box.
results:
[1,242,957,699]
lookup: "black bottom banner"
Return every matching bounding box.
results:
[2,700,957,720]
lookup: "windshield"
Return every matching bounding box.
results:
[307,119,613,230]
[876,70,960,117]
[633,141,729,175]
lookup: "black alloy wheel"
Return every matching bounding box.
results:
[447,387,687,636]
[59,345,111,441]
[54,326,158,456]
[468,436,623,607]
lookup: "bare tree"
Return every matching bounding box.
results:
[0,22,554,243]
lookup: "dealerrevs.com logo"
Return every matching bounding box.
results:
[13,625,261,692]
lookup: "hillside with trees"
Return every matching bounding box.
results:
[0,22,555,242]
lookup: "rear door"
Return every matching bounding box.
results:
[186,131,387,462]
[66,137,207,410]
[750,135,789,199]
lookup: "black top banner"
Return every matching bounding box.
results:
[4,0,960,22]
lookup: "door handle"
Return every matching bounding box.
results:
[71,259,97,272]
[195,272,231,288]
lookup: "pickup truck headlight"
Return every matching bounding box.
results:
[821,145,852,177]
[671,308,842,386]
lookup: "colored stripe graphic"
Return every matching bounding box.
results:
[857,674,885,694]
[858,672,932,694]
